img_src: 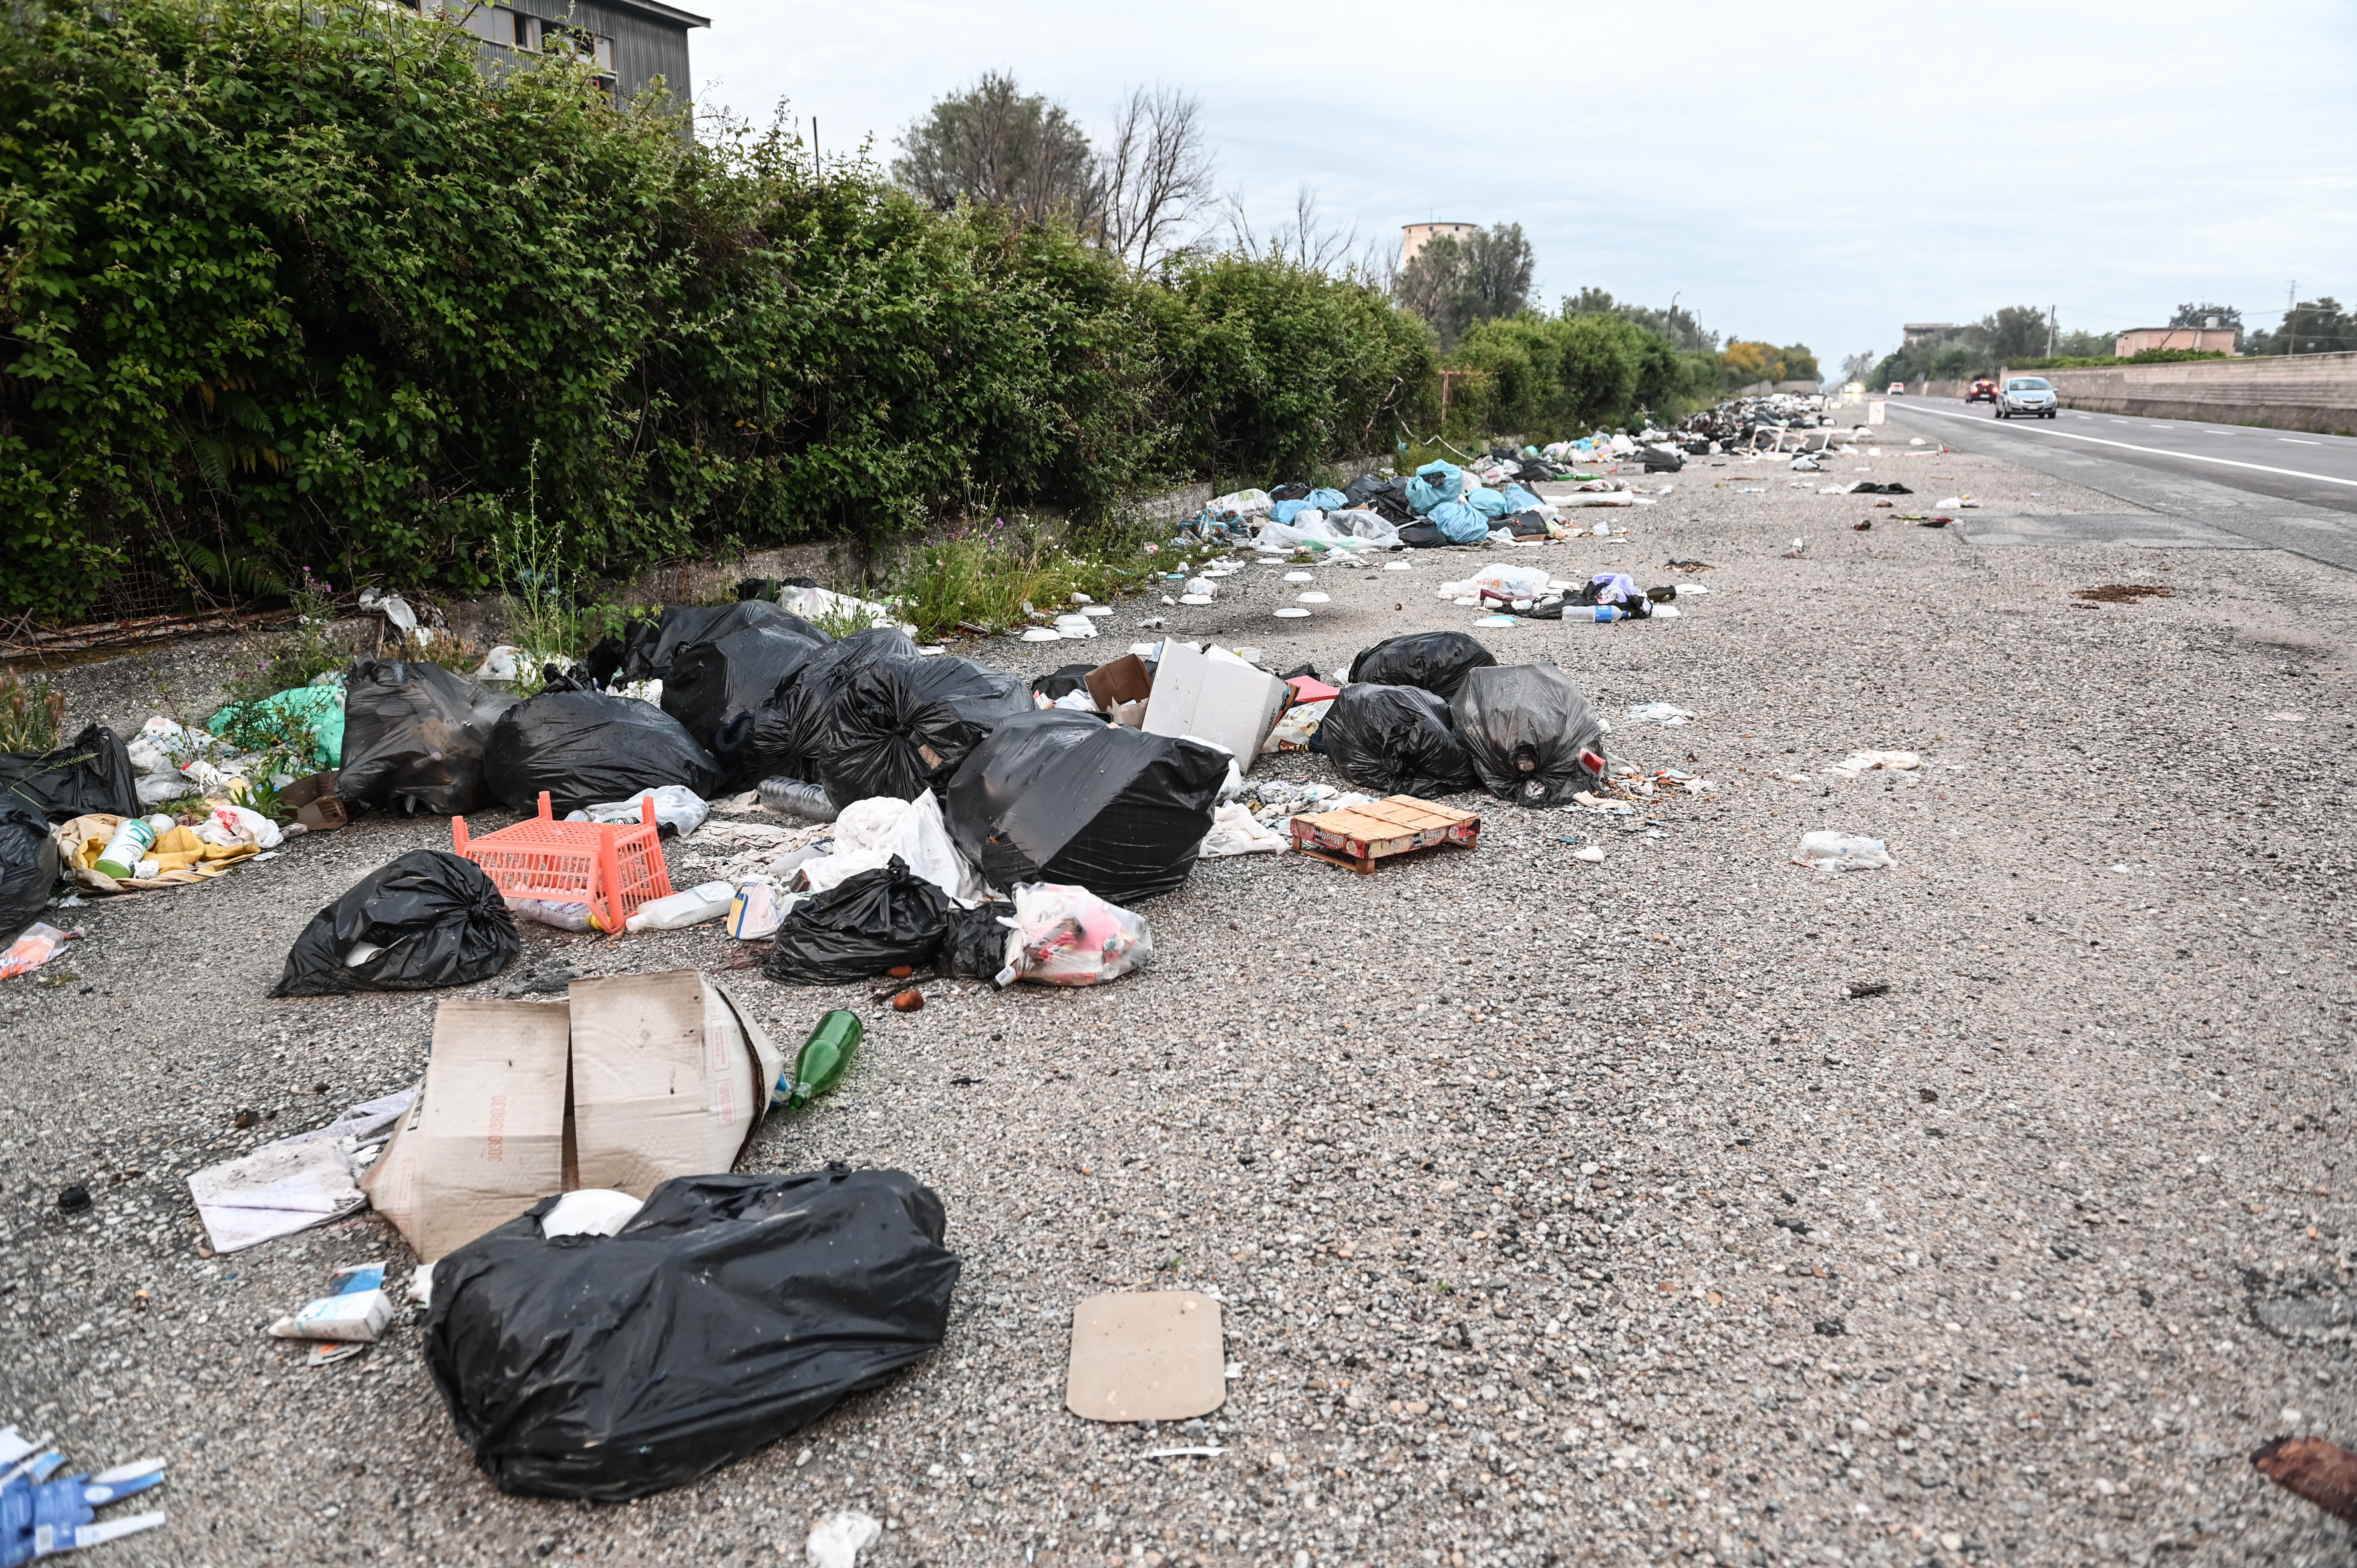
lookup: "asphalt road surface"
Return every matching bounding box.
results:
[1885,400,2357,516]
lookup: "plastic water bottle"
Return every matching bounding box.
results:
[623,881,732,932]
[772,1010,862,1109]
[1590,605,1628,623]
[758,776,838,822]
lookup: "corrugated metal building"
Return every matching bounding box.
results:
[393,0,708,129]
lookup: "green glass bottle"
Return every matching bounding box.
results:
[774,1010,862,1110]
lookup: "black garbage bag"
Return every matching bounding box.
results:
[764,856,952,985]
[0,724,138,824]
[1317,683,1476,798]
[1394,520,1446,548]
[816,657,1030,809]
[1450,663,1609,808]
[945,710,1228,903]
[271,848,518,997]
[338,660,518,816]
[425,1169,959,1501]
[483,691,721,816]
[1346,631,1497,701]
[736,627,919,786]
[1267,480,1311,502]
[1342,474,1415,524]
[1030,663,1096,702]
[607,603,739,687]
[941,898,1015,981]
[1639,445,1684,472]
[0,798,60,944]
[658,603,833,749]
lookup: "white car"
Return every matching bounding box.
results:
[1996,377,2058,418]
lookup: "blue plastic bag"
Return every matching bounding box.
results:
[1499,483,1547,512]
[1406,461,1464,516]
[1427,500,1490,544]
[1462,486,1511,518]
[1305,487,1347,510]
[1270,498,1315,525]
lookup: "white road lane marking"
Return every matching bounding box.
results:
[1891,402,2357,488]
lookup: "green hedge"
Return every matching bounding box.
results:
[2002,350,2231,371]
[1442,313,1719,441]
[0,0,1438,621]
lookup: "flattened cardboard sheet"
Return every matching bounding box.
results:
[1066,1291,1225,1422]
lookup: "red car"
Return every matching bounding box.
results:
[1965,379,1998,404]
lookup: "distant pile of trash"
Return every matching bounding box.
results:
[1178,442,1678,552]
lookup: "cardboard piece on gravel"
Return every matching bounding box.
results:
[1066,1291,1226,1422]
[1140,645,1285,765]
[361,973,783,1262]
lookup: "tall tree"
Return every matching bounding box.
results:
[891,72,1096,227]
[1396,222,1532,349]
[1094,86,1214,270]
[1982,305,2049,363]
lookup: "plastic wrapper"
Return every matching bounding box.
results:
[736,627,919,786]
[997,882,1152,987]
[564,784,710,839]
[944,710,1227,904]
[1346,631,1497,700]
[0,799,60,944]
[816,656,1030,809]
[1794,832,1895,872]
[0,724,140,824]
[941,898,1016,979]
[657,603,834,748]
[762,856,953,985]
[1316,683,1477,798]
[483,690,722,816]
[339,659,518,815]
[1448,664,1609,808]
[425,1170,959,1501]
[271,849,519,997]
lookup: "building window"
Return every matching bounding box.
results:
[510,9,538,49]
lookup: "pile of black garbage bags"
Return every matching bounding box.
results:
[1317,631,1609,808]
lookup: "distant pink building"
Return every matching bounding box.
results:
[2115,325,2238,357]
[1400,222,1478,264]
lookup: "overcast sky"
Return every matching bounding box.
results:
[685,0,2356,373]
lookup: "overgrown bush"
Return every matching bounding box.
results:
[1444,313,1719,439]
[0,0,1447,624]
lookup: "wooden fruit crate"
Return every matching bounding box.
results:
[1290,795,1480,873]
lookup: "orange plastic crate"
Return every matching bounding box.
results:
[454,791,674,932]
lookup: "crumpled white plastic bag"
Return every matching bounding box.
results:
[798,790,980,903]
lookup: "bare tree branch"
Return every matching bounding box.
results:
[1094,85,1214,269]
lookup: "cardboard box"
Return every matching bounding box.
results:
[279,769,347,832]
[361,972,784,1262]
[1084,653,1153,714]
[568,971,781,1198]
[1141,644,1286,764]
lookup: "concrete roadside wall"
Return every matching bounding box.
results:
[1998,352,2357,434]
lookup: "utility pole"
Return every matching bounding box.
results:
[2287,280,2298,356]
[2047,305,2056,359]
